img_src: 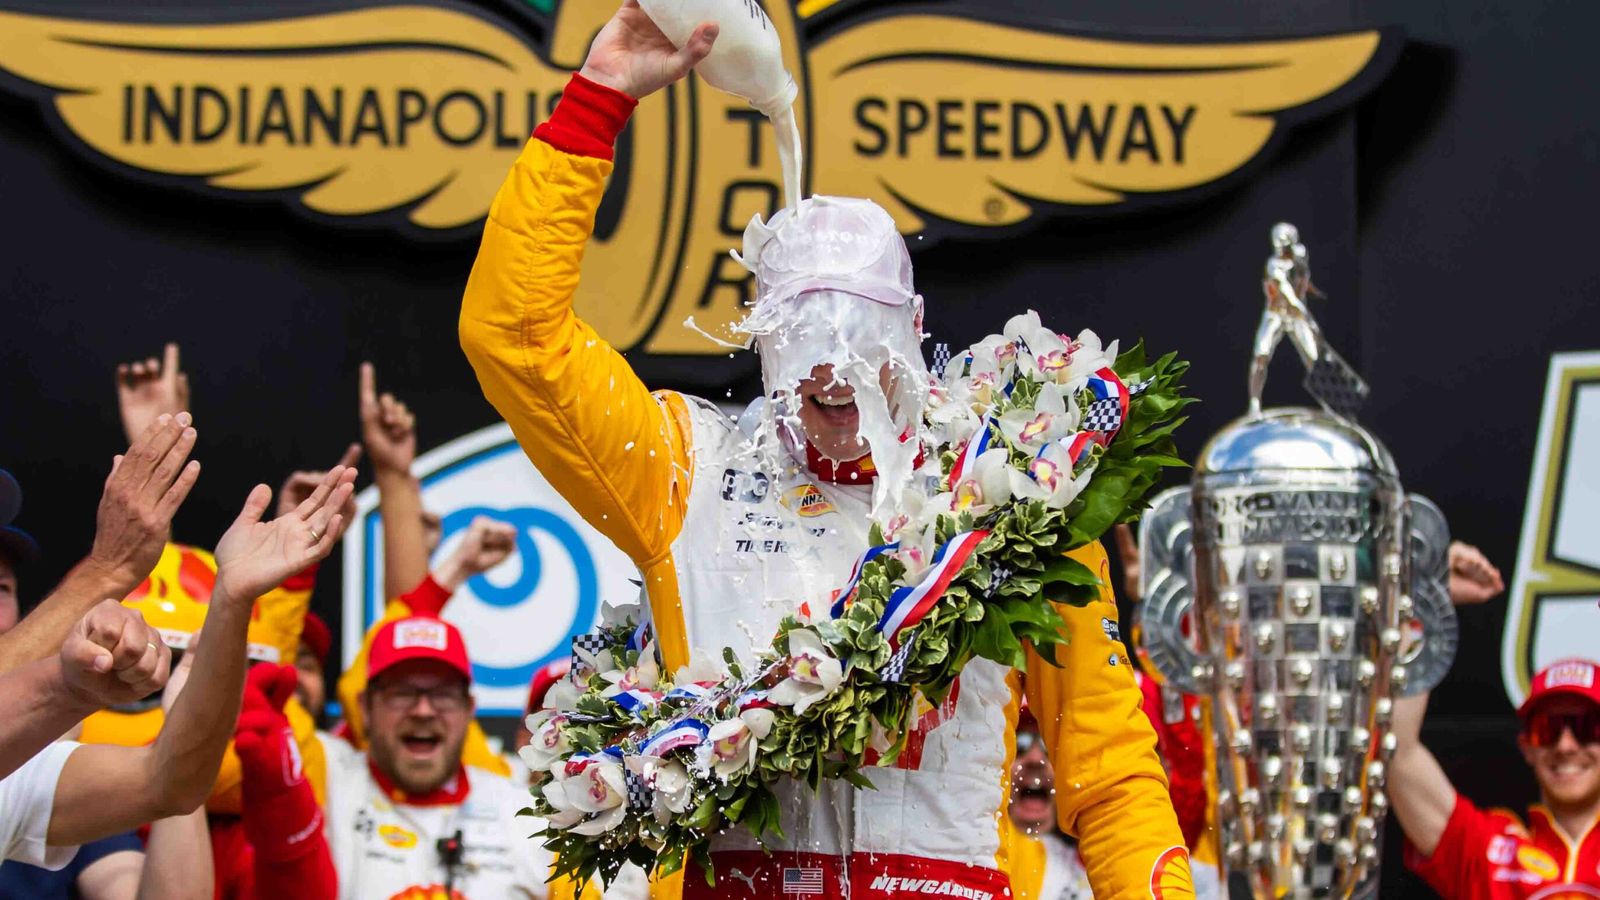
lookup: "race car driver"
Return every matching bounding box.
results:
[1396,658,1600,897]
[457,4,1192,898]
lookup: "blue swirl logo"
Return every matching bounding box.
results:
[434,506,599,688]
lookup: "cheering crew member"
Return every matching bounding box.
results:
[316,616,550,898]
[458,4,1191,897]
[1396,658,1600,897]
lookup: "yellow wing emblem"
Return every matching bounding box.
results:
[807,15,1394,233]
[0,5,567,230]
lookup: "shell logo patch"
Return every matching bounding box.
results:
[378,824,418,850]
[1517,845,1560,882]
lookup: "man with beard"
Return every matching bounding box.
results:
[457,3,1191,897]
[1396,658,1600,897]
[317,616,551,898]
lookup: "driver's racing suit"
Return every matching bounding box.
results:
[459,72,1194,900]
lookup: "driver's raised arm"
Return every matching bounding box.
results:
[458,7,718,575]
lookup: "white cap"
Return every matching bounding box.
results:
[738,195,916,308]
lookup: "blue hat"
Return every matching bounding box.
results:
[0,470,39,566]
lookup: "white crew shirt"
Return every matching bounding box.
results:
[0,741,79,870]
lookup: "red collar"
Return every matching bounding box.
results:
[367,760,470,807]
[804,436,924,485]
[806,443,878,484]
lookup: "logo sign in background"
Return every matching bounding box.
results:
[341,422,640,716]
[0,1,1396,357]
[1502,351,1600,707]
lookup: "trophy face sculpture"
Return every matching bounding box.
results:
[1139,224,1457,899]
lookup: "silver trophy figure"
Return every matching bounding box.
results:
[1139,224,1456,899]
[1248,223,1369,421]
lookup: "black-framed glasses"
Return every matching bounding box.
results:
[1524,709,1600,747]
[373,681,470,713]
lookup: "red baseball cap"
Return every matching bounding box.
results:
[525,658,573,715]
[1518,658,1600,719]
[368,617,472,684]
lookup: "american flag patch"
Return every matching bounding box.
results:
[782,867,824,895]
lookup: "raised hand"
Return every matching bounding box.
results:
[214,467,356,602]
[434,516,519,590]
[90,413,202,591]
[116,343,190,446]
[59,599,171,709]
[359,362,416,476]
[277,443,362,522]
[1447,541,1504,605]
[579,0,718,100]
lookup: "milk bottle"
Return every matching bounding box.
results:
[637,0,804,210]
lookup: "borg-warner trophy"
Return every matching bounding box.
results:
[1138,224,1457,898]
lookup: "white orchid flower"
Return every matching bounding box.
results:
[1065,329,1120,382]
[518,710,572,772]
[600,644,661,698]
[766,630,844,716]
[539,773,586,829]
[740,705,777,740]
[997,382,1078,449]
[564,755,628,836]
[625,756,693,825]
[672,656,725,689]
[1003,310,1071,378]
[706,717,758,781]
[1017,439,1097,509]
[966,334,1020,381]
[541,677,581,712]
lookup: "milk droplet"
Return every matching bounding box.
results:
[624,441,636,451]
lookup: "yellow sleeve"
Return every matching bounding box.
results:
[1024,541,1194,900]
[1004,820,1046,900]
[459,137,692,571]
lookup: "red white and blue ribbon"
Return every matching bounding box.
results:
[665,683,714,703]
[564,745,624,776]
[947,414,995,489]
[1084,367,1130,444]
[640,719,710,757]
[613,689,662,717]
[736,689,777,712]
[876,530,989,648]
[1062,432,1097,468]
[830,541,901,619]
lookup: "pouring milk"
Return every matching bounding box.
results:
[637,0,804,211]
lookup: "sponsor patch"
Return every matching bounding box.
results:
[1547,660,1596,690]
[378,824,418,850]
[782,485,836,518]
[393,619,448,651]
[1517,845,1560,882]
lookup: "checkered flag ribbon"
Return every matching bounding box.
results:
[879,631,918,683]
[986,563,1014,600]
[931,343,952,380]
[570,632,614,674]
[1126,378,1152,397]
[1082,396,1124,434]
[1303,347,1370,421]
[623,768,653,814]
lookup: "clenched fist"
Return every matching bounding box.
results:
[60,600,171,709]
